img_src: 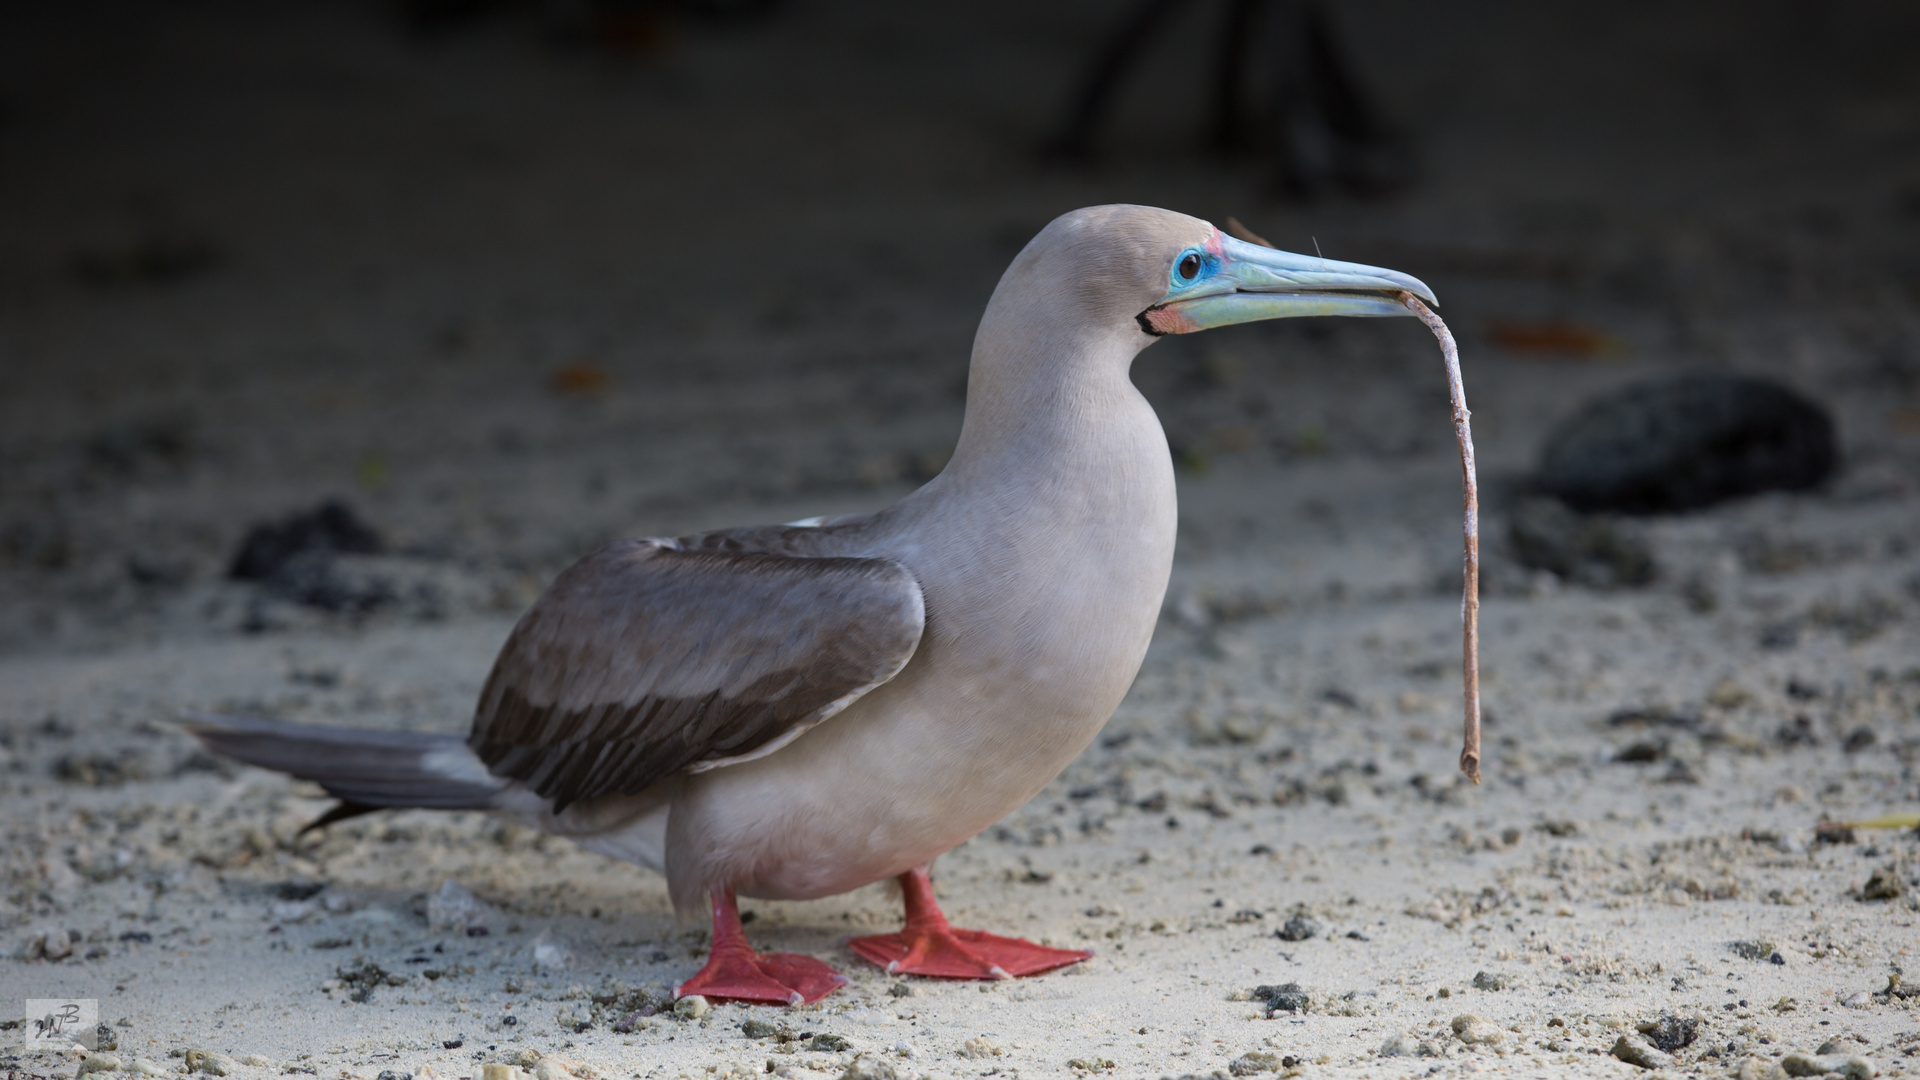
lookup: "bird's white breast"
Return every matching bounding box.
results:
[669,378,1178,903]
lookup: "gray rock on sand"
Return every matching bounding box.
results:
[1252,983,1310,1015]
[1611,1034,1672,1070]
[1537,374,1836,514]
[1274,915,1320,942]
[1451,1015,1506,1047]
[836,1056,898,1080]
[1636,1013,1699,1052]
[1780,1051,1877,1080]
[183,1049,235,1075]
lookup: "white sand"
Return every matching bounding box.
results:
[3,2,1918,1077]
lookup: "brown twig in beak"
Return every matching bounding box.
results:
[1394,290,1481,784]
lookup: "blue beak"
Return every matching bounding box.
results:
[1142,231,1437,335]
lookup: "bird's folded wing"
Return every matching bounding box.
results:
[469,538,924,812]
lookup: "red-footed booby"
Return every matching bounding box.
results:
[189,205,1434,1006]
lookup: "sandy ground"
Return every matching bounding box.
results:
[4,2,1920,1078]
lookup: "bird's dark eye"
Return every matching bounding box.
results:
[1177,253,1202,282]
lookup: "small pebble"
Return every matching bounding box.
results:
[1470,971,1508,991]
[959,1037,1001,1060]
[1274,916,1319,942]
[130,1059,168,1077]
[1227,1050,1282,1076]
[1251,983,1309,1015]
[41,929,77,961]
[1635,1014,1698,1052]
[184,1049,233,1076]
[480,1065,519,1080]
[836,1054,898,1080]
[1731,939,1775,962]
[76,1053,121,1075]
[741,1018,783,1039]
[1610,1034,1673,1070]
[1860,869,1903,901]
[1842,992,1870,1008]
[673,995,710,1020]
[1450,1015,1505,1048]
[1780,1052,1877,1080]
[244,1057,275,1069]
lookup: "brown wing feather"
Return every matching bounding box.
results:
[470,537,924,812]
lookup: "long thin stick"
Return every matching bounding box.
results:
[1396,290,1481,784]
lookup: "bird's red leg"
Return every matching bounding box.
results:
[673,888,846,1006]
[847,865,1091,979]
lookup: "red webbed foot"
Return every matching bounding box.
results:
[675,890,847,1005]
[847,866,1091,980]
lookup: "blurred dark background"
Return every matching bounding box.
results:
[2,0,1918,652]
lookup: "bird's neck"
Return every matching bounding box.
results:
[944,314,1156,481]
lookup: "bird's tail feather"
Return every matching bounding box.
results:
[183,712,506,817]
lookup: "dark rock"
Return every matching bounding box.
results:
[1251,983,1309,1014]
[277,878,327,901]
[1785,679,1822,700]
[334,961,405,1003]
[1862,868,1904,901]
[1536,375,1835,514]
[1606,707,1698,730]
[1842,728,1877,753]
[1636,1014,1697,1052]
[1275,915,1320,942]
[229,500,384,582]
[1776,716,1819,748]
[1813,821,1856,845]
[1508,497,1655,588]
[1613,739,1667,763]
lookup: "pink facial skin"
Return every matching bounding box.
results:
[1142,305,1202,334]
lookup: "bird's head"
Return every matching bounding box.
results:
[994,205,1435,346]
